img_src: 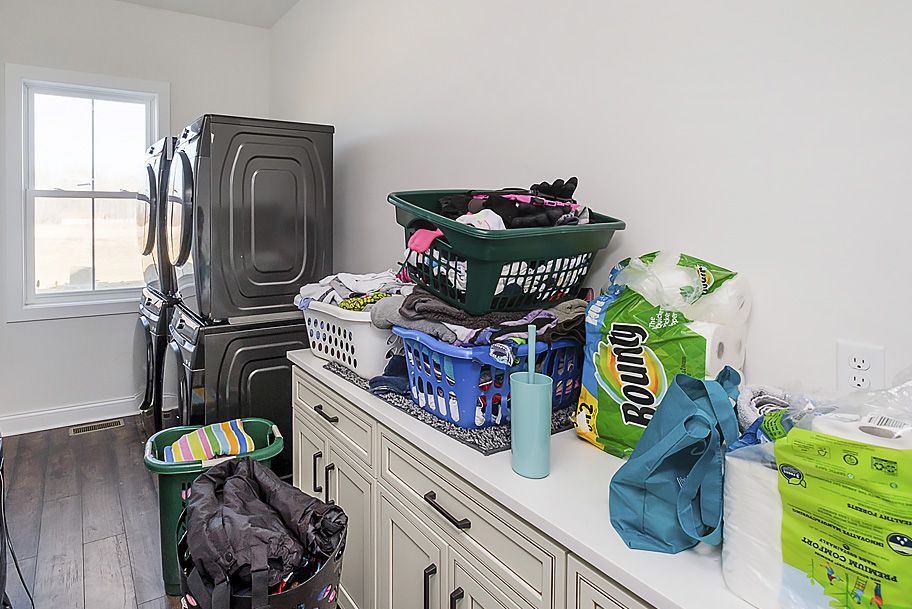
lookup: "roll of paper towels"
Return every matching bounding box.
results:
[724,414,912,609]
[681,275,752,327]
[811,414,912,449]
[688,321,746,376]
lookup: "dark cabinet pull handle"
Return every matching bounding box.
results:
[314,404,339,424]
[324,463,335,504]
[312,451,323,493]
[449,587,464,609]
[424,491,471,530]
[423,564,437,609]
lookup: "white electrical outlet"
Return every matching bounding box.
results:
[837,340,885,391]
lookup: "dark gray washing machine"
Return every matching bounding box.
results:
[165,114,334,324]
[168,305,308,479]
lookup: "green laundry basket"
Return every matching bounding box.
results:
[389,189,626,314]
[143,418,284,596]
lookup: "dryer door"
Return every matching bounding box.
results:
[137,164,156,256]
[165,150,194,268]
[138,163,160,288]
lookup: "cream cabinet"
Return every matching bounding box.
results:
[327,445,375,609]
[292,365,654,609]
[376,487,447,609]
[567,557,652,609]
[293,412,327,497]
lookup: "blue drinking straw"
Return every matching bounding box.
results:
[527,324,536,383]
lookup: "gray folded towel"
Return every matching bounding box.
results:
[400,288,530,329]
[370,295,457,343]
[736,384,791,432]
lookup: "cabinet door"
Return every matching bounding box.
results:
[328,445,375,609]
[292,413,327,496]
[447,549,524,609]
[376,486,447,609]
[567,556,653,609]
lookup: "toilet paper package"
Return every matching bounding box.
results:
[724,383,912,609]
[574,252,749,457]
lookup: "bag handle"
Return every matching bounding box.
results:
[250,545,270,609]
[673,369,741,545]
[676,428,724,544]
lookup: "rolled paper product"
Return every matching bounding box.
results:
[810,414,912,449]
[687,321,746,377]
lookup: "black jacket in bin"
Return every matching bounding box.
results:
[185,457,347,608]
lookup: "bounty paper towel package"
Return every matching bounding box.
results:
[724,384,912,609]
[574,252,749,457]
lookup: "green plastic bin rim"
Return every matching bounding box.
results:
[388,189,626,239]
[143,417,284,475]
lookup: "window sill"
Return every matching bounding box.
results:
[6,291,143,323]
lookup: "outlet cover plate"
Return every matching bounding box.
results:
[837,340,885,391]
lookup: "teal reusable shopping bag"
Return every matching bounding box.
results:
[608,367,740,554]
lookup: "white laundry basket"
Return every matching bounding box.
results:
[303,301,397,379]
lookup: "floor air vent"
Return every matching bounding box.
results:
[69,418,125,436]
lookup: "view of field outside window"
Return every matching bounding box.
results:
[31,91,148,295]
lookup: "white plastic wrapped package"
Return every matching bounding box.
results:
[614,251,752,327]
[723,382,912,609]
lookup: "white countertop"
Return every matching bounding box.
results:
[288,349,752,609]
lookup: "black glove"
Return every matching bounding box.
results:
[530,177,578,202]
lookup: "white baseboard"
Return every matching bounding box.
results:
[0,392,144,436]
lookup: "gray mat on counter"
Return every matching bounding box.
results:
[324,362,575,456]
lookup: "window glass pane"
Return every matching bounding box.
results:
[94,198,145,290]
[34,198,93,293]
[33,94,93,190]
[94,99,148,192]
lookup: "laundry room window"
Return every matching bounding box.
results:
[4,64,169,321]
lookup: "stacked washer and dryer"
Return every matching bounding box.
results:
[137,136,180,437]
[138,115,334,478]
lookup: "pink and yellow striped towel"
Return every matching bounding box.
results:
[163,419,255,463]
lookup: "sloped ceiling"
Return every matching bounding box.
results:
[116,0,299,28]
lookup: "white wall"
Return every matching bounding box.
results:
[0,0,271,432]
[270,0,912,390]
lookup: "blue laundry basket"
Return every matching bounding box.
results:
[392,327,582,429]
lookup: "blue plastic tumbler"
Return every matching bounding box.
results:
[509,325,552,479]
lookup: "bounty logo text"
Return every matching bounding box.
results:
[594,323,668,428]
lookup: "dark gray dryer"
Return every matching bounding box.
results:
[165,115,334,323]
[167,305,307,479]
[138,137,177,297]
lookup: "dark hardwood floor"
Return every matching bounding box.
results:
[4,416,180,609]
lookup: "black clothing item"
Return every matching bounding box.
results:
[530,177,578,201]
[439,194,471,219]
[185,457,347,609]
[438,182,578,228]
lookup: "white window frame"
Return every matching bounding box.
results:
[3,64,170,322]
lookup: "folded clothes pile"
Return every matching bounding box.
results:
[294,270,413,312]
[370,287,587,348]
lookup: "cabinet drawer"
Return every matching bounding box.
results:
[567,556,653,609]
[294,368,375,469]
[380,431,564,609]
[448,547,525,609]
